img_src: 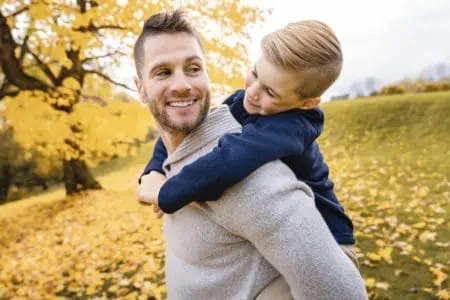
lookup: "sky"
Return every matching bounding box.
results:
[242,0,450,99]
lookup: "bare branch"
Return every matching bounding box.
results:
[85,70,135,91]
[74,23,126,33]
[0,89,19,99]
[0,77,10,98]
[0,11,49,91]
[80,94,107,106]
[26,44,58,85]
[11,6,30,17]
[81,50,126,64]
[18,35,29,65]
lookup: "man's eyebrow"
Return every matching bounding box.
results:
[186,55,202,62]
[254,65,281,97]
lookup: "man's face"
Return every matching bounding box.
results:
[135,32,210,134]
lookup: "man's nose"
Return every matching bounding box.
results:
[170,72,192,95]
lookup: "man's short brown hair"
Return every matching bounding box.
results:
[134,10,204,78]
[261,20,343,100]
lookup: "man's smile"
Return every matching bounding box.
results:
[167,98,197,107]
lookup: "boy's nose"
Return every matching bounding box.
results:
[247,85,260,102]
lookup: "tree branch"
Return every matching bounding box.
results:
[80,94,107,106]
[0,11,50,92]
[11,6,30,17]
[26,44,58,85]
[0,89,19,99]
[81,50,126,64]
[85,70,135,91]
[74,23,126,33]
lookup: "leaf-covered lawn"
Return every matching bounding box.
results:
[0,165,166,299]
[1,92,449,299]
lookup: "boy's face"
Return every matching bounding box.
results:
[243,54,318,116]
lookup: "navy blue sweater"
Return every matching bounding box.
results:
[141,90,355,244]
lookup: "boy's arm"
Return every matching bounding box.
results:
[158,112,312,213]
[138,137,167,184]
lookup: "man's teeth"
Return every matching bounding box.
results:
[168,100,194,107]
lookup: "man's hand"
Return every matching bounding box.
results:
[138,171,167,218]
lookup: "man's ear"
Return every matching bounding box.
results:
[134,75,147,104]
[301,97,321,109]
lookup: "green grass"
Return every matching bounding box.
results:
[92,140,156,178]
[319,92,450,299]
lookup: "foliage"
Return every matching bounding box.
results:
[0,0,263,192]
[4,91,152,167]
[378,80,450,96]
[379,85,405,96]
[1,93,448,298]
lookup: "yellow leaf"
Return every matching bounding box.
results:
[430,267,448,287]
[375,282,390,290]
[413,221,426,229]
[437,289,450,300]
[366,252,382,262]
[378,247,393,264]
[418,186,429,197]
[62,78,81,91]
[419,231,437,242]
[365,277,376,288]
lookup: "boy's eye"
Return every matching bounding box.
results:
[266,88,276,98]
[251,69,257,78]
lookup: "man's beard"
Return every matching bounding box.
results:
[147,91,210,134]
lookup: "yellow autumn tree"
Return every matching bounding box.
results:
[0,0,263,195]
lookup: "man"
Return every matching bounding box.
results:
[134,10,367,300]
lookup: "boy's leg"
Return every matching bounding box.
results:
[340,244,360,269]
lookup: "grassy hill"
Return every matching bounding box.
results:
[320,92,450,299]
[1,92,449,299]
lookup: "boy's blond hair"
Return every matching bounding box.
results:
[261,20,342,100]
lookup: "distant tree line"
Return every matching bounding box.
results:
[378,78,450,96]
[331,77,450,100]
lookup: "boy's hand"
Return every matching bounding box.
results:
[138,172,166,218]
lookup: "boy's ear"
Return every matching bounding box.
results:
[134,75,147,104]
[301,97,321,109]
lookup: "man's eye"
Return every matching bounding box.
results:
[251,70,257,78]
[155,69,170,77]
[187,65,201,73]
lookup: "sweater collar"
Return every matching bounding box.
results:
[163,104,241,173]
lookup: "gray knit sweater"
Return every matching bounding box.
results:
[162,105,367,300]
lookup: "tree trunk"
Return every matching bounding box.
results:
[0,164,11,203]
[63,158,101,195]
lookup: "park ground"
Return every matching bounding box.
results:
[1,92,449,299]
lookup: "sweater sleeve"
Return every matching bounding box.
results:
[158,113,311,214]
[138,137,167,184]
[214,162,368,299]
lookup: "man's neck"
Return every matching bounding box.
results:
[159,130,187,154]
